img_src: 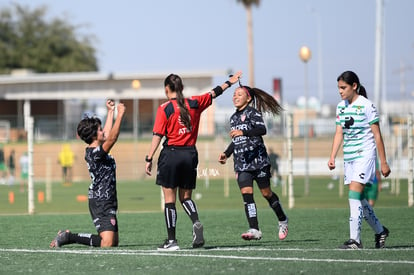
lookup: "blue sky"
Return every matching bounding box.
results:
[3,0,414,106]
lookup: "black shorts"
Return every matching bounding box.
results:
[89,198,118,233]
[156,146,198,189]
[236,165,271,189]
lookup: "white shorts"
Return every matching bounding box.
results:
[344,158,376,185]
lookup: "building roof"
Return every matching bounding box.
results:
[0,70,226,100]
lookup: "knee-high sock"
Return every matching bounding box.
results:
[164,203,177,241]
[266,192,287,221]
[349,198,363,243]
[69,233,101,247]
[242,193,259,230]
[361,199,384,234]
[182,199,199,224]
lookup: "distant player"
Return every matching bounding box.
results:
[50,99,125,248]
[363,159,382,207]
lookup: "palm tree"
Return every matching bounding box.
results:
[237,0,260,87]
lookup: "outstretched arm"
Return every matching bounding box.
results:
[210,71,242,98]
[103,99,115,138]
[102,103,126,153]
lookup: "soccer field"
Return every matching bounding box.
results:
[0,208,413,274]
[1,178,413,274]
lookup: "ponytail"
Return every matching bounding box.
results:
[243,86,283,116]
[357,85,368,99]
[164,74,191,131]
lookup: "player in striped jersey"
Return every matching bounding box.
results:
[328,71,391,249]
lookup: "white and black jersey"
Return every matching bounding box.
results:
[85,145,117,203]
[224,106,270,172]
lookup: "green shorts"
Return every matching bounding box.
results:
[363,183,378,201]
[21,172,28,180]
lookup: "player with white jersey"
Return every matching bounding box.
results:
[328,71,391,249]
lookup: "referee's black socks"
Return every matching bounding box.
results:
[164,203,177,240]
[181,199,199,224]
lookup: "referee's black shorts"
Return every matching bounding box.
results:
[156,146,198,189]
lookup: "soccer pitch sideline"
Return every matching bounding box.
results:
[0,178,413,274]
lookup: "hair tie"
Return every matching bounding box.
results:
[243,87,255,99]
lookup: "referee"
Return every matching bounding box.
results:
[145,71,242,251]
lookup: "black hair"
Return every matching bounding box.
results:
[242,85,283,116]
[164,74,191,131]
[77,116,101,144]
[337,71,368,98]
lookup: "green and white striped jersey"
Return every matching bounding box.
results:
[335,95,379,162]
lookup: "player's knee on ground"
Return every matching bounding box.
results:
[100,231,118,247]
[100,237,118,247]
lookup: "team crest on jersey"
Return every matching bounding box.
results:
[241,114,246,122]
[111,218,116,226]
[356,106,362,115]
[344,116,354,129]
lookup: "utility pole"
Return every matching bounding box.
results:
[374,0,383,110]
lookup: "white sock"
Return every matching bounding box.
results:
[361,199,384,234]
[349,198,363,243]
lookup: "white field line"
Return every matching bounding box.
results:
[0,248,413,265]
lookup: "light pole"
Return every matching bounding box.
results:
[131,79,141,140]
[299,46,311,196]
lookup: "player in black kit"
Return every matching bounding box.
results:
[50,99,125,248]
[218,81,289,241]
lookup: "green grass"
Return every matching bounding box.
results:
[0,177,410,214]
[0,177,413,274]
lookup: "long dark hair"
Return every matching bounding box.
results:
[242,86,283,116]
[164,74,192,131]
[337,71,368,98]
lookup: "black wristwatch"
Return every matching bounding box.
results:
[145,155,153,162]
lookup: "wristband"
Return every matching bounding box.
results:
[225,81,232,87]
[212,85,224,97]
[145,155,152,162]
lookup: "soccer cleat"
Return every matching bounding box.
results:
[278,218,289,240]
[375,226,389,248]
[192,221,205,248]
[50,230,70,248]
[241,228,262,240]
[339,239,363,249]
[157,239,180,251]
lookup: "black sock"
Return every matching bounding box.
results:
[266,192,287,221]
[68,232,101,247]
[181,199,199,224]
[164,203,177,240]
[242,193,259,230]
